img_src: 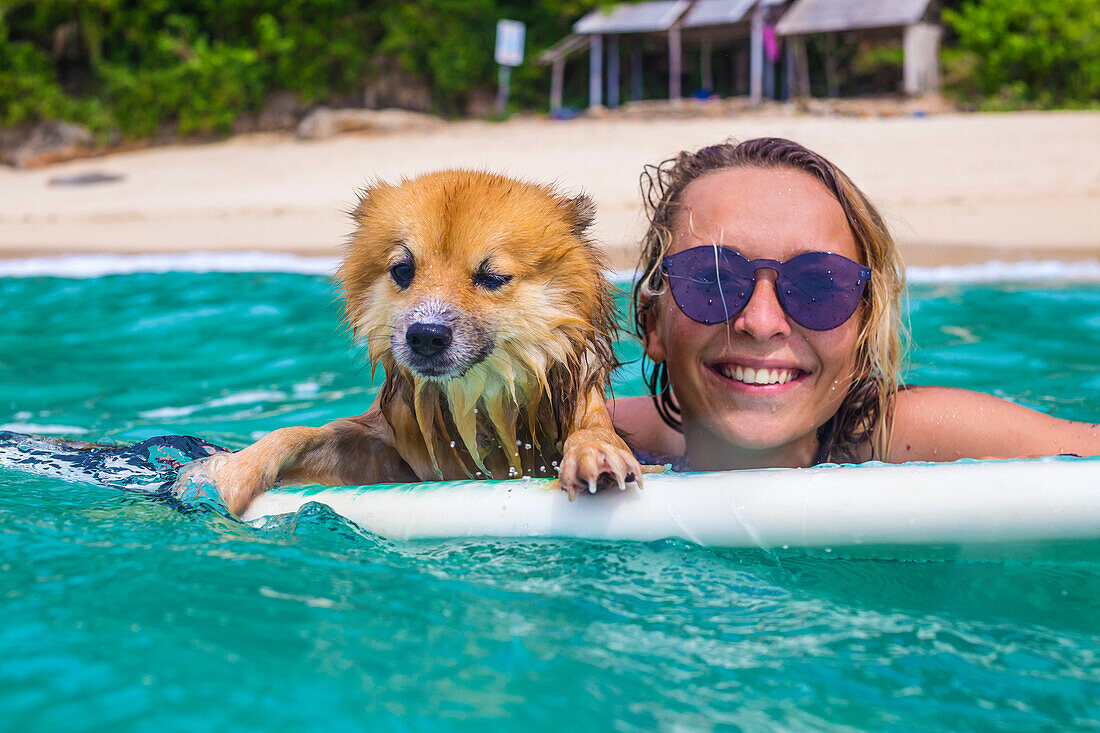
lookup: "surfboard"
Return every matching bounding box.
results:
[243,456,1100,550]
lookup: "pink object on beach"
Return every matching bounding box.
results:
[764,25,779,62]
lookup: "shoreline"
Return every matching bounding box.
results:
[1,241,1096,272]
[3,250,1099,285]
[3,110,1098,270]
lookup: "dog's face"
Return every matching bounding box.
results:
[338,171,606,386]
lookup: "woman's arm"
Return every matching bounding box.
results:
[608,395,686,457]
[887,386,1100,462]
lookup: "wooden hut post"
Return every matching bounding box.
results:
[749,2,765,106]
[589,34,604,107]
[764,46,775,99]
[823,34,840,97]
[550,56,566,112]
[607,34,621,108]
[701,36,714,93]
[784,38,794,99]
[904,22,942,95]
[790,36,810,97]
[668,23,682,102]
[631,42,644,101]
[734,46,748,95]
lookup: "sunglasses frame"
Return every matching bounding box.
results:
[661,246,873,331]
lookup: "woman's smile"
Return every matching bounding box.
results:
[706,360,807,389]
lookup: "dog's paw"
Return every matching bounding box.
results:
[558,429,644,501]
[175,452,274,516]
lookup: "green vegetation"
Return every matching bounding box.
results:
[0,0,1095,140]
[943,0,1100,109]
[0,0,595,137]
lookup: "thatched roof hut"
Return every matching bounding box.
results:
[538,0,941,110]
[777,0,940,96]
[538,0,785,110]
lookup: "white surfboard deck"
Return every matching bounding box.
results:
[242,457,1100,550]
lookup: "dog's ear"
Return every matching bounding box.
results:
[350,180,387,223]
[349,186,372,223]
[559,193,596,236]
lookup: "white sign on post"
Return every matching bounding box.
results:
[495,20,526,67]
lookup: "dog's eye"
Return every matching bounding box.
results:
[390,263,414,288]
[473,271,512,290]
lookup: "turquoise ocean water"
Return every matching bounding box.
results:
[1,269,1099,731]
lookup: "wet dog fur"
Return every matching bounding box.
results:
[192,170,642,514]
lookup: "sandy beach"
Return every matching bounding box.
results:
[1,109,1098,268]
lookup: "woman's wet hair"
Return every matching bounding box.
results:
[632,137,906,462]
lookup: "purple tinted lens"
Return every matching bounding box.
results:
[662,247,870,330]
[774,252,870,330]
[663,247,754,325]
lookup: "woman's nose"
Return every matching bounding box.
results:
[733,273,791,340]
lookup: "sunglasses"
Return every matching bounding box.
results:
[661,247,872,331]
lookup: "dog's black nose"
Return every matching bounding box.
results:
[406,323,452,358]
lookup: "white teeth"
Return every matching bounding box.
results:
[720,365,796,385]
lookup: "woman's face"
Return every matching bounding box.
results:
[644,166,864,468]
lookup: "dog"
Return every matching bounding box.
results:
[188,170,643,515]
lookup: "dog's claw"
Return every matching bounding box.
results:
[558,428,645,502]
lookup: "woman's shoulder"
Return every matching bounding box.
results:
[886,385,1100,462]
[608,395,686,458]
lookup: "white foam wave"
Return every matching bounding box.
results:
[0,251,338,278]
[139,389,288,419]
[0,423,88,435]
[613,261,1100,285]
[907,259,1100,284]
[0,253,1098,284]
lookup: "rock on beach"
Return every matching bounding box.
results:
[2,120,96,169]
[296,107,443,141]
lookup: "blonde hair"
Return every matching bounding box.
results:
[632,138,906,462]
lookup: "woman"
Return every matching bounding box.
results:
[612,138,1100,470]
